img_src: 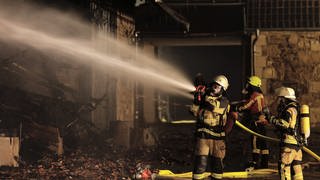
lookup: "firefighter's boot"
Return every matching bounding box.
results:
[209,157,223,180]
[193,155,208,180]
[261,154,269,168]
[246,153,259,171]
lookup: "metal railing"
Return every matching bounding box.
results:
[246,0,320,30]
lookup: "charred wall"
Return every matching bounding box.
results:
[89,1,136,147]
[0,0,136,154]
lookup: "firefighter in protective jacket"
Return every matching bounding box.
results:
[191,75,234,180]
[269,87,304,180]
[237,76,269,169]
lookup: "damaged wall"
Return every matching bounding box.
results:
[0,1,136,159]
[253,31,320,126]
[0,43,87,159]
[115,12,135,123]
[89,2,135,137]
[90,5,136,147]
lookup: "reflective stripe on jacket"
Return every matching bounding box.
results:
[196,95,229,139]
[240,92,265,115]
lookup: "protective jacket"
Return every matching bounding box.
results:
[274,102,300,147]
[196,94,230,140]
[240,91,264,115]
[272,101,303,180]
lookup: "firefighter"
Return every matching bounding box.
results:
[269,87,304,180]
[237,76,269,169]
[191,75,233,180]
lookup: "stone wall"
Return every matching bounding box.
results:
[253,31,320,126]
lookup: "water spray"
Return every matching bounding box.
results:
[0,2,194,99]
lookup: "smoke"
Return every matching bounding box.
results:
[0,1,194,98]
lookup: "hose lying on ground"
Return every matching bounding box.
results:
[169,120,320,161]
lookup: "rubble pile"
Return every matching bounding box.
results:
[0,124,320,179]
[0,125,195,179]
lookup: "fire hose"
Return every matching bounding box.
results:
[234,120,320,161]
[169,119,320,161]
[155,119,320,179]
[158,169,278,179]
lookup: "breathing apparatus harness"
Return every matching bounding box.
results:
[275,101,310,147]
[196,93,229,139]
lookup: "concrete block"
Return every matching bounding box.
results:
[117,78,134,122]
[288,33,299,45]
[309,81,320,93]
[310,40,320,51]
[262,46,268,56]
[268,34,283,44]
[254,67,263,78]
[267,45,281,58]
[0,136,19,167]
[261,78,268,94]
[254,45,263,56]
[297,40,306,49]
[256,35,267,46]
[142,128,156,146]
[298,51,310,63]
[310,52,320,64]
[113,120,132,148]
[255,56,267,68]
[310,107,320,126]
[262,66,277,79]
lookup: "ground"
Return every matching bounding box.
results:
[1,123,320,180]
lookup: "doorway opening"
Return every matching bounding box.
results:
[157,45,245,122]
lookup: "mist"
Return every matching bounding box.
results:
[0,1,194,99]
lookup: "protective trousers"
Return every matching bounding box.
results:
[193,138,225,180]
[251,124,269,168]
[279,147,303,180]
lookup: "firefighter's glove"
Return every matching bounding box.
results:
[269,116,276,123]
[190,104,199,117]
[237,106,245,112]
[230,104,239,112]
[303,139,308,146]
[303,141,308,146]
[256,115,268,125]
[277,119,289,129]
[270,116,289,129]
[262,107,271,120]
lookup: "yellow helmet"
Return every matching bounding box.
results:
[213,75,229,91]
[275,87,296,100]
[248,76,262,87]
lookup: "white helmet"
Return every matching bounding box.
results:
[275,87,296,100]
[213,75,229,91]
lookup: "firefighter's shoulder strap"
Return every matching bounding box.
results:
[279,102,298,123]
[278,102,298,131]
